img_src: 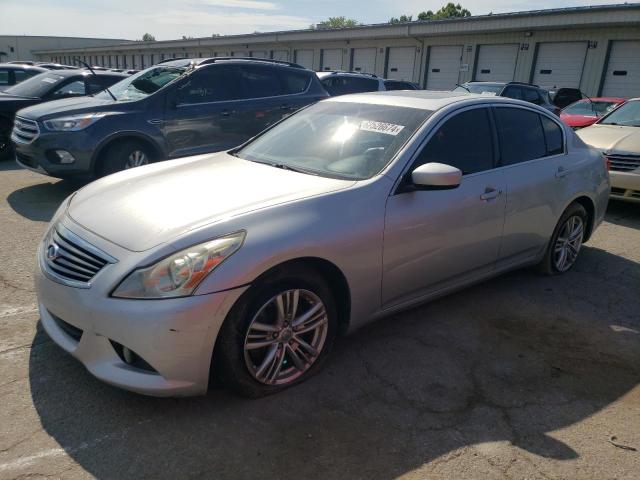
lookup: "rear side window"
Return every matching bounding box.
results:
[322,76,378,96]
[385,81,413,91]
[541,116,564,155]
[522,88,542,105]
[495,107,546,165]
[177,65,241,103]
[279,70,310,94]
[14,70,38,83]
[415,108,494,175]
[0,70,9,85]
[240,65,283,98]
[502,86,523,100]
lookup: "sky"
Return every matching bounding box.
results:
[0,0,630,40]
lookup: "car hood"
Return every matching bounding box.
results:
[576,125,640,155]
[16,96,117,120]
[67,152,355,251]
[0,94,38,111]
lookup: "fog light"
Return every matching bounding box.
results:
[55,150,76,164]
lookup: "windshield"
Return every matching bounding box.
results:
[96,65,186,101]
[4,72,65,98]
[235,101,432,180]
[563,99,620,117]
[453,83,503,95]
[598,100,640,127]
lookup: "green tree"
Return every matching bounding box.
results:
[314,16,360,29]
[418,3,471,20]
[389,14,413,24]
[141,33,156,42]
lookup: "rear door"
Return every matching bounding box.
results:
[382,106,506,308]
[493,106,567,266]
[162,64,245,157]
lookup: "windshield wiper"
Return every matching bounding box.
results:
[252,160,318,175]
[74,57,117,101]
[455,83,471,92]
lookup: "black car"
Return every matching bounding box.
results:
[0,70,128,159]
[13,57,328,179]
[0,63,47,92]
[454,81,560,115]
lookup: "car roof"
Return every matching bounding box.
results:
[326,90,541,111]
[0,63,47,72]
[158,57,307,70]
[316,71,378,79]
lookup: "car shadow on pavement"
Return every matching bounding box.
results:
[27,245,640,479]
[605,199,640,229]
[6,180,82,222]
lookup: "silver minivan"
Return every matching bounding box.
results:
[35,91,610,397]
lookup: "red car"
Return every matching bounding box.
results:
[560,97,626,129]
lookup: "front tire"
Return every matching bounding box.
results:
[99,140,155,176]
[214,266,338,397]
[538,203,587,275]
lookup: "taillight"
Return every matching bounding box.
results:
[603,155,610,171]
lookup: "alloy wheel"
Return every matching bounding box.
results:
[125,150,149,169]
[553,215,584,272]
[243,289,329,386]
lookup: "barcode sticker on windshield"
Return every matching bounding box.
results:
[359,121,405,136]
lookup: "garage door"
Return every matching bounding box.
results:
[475,44,519,82]
[426,45,463,90]
[271,50,289,61]
[321,49,343,71]
[602,41,640,98]
[250,51,268,58]
[532,42,587,90]
[352,48,376,74]
[386,47,416,81]
[295,49,314,69]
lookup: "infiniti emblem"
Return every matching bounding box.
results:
[46,243,60,261]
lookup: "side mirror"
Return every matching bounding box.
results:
[411,162,462,189]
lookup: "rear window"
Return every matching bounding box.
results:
[279,70,310,94]
[322,76,379,96]
[541,116,564,155]
[495,107,546,165]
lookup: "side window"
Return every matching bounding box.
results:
[51,80,86,98]
[494,107,546,165]
[0,69,9,86]
[342,77,379,94]
[541,116,564,156]
[177,66,241,104]
[14,70,37,83]
[414,108,495,175]
[522,88,542,105]
[502,86,523,100]
[240,65,283,98]
[278,70,310,94]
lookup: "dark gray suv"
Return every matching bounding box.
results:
[13,58,328,179]
[454,81,560,115]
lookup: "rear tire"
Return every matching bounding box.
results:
[213,266,338,398]
[99,139,156,176]
[537,203,588,275]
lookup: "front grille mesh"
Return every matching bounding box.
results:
[11,117,40,144]
[607,155,640,172]
[45,229,109,283]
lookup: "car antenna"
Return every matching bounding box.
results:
[455,83,470,93]
[74,57,117,102]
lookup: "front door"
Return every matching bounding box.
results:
[382,107,506,308]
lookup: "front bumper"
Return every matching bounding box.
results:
[35,219,248,397]
[609,170,640,202]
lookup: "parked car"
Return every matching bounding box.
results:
[0,69,128,160]
[13,57,328,179]
[549,88,584,109]
[317,71,420,96]
[560,97,626,129]
[35,91,609,397]
[0,63,47,92]
[454,81,560,115]
[577,98,640,202]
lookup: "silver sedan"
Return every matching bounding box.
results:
[35,91,610,397]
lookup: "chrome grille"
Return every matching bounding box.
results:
[11,116,40,144]
[42,225,116,288]
[607,154,640,172]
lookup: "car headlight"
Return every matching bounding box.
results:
[112,231,245,299]
[43,112,113,132]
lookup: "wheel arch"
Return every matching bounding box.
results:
[245,257,352,335]
[90,132,165,175]
[569,195,596,242]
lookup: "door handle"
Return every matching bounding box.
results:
[147,118,164,125]
[480,188,501,201]
[556,166,569,178]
